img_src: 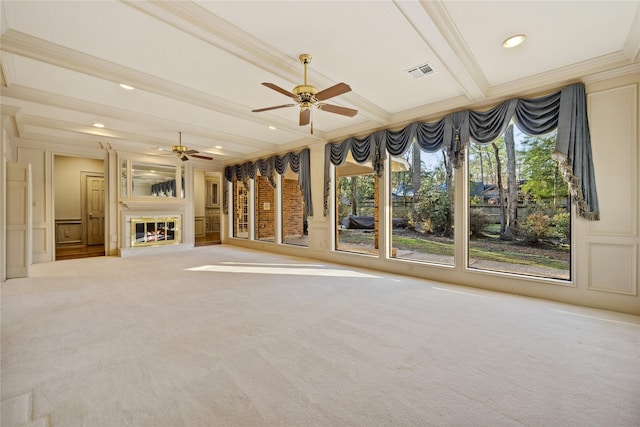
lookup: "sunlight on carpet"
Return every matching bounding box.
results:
[186,263,381,278]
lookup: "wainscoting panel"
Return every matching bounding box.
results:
[588,242,637,295]
[587,84,638,237]
[33,227,48,253]
[195,217,206,237]
[55,220,83,245]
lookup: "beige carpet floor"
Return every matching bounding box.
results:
[2,245,639,426]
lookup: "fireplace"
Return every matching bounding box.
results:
[130,217,180,247]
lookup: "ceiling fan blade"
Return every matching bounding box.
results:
[317,103,358,117]
[299,109,311,126]
[185,149,199,155]
[262,82,297,99]
[315,82,351,101]
[180,155,189,162]
[191,154,213,160]
[252,104,296,113]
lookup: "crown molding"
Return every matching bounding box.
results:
[582,62,640,84]
[0,52,16,87]
[488,51,633,100]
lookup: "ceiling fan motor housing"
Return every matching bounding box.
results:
[172,145,188,154]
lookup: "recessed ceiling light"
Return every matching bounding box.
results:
[93,123,105,128]
[157,148,164,151]
[268,125,277,130]
[503,34,526,48]
[215,145,222,149]
[119,83,135,90]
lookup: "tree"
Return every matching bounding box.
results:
[412,143,422,196]
[441,146,454,236]
[520,133,567,207]
[337,174,376,220]
[491,141,506,235]
[503,124,518,239]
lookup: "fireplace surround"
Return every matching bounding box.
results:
[130,216,180,247]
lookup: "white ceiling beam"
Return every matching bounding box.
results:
[393,0,490,102]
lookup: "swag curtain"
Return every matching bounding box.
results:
[323,83,599,220]
[224,148,313,216]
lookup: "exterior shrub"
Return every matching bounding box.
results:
[412,190,451,234]
[521,212,552,243]
[469,209,490,237]
[552,211,571,241]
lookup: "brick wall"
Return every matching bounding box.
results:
[232,176,303,240]
[282,178,304,238]
[255,176,275,239]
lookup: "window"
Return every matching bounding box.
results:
[389,142,454,265]
[335,164,378,256]
[233,178,248,239]
[467,125,570,280]
[254,174,275,242]
[281,170,308,247]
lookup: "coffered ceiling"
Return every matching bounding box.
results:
[1,1,639,167]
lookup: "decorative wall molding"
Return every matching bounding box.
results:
[55,219,82,245]
[587,84,638,237]
[588,242,638,295]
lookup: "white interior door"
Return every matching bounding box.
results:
[6,162,32,278]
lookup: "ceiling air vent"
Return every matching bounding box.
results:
[406,63,435,79]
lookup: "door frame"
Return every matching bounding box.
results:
[51,153,109,261]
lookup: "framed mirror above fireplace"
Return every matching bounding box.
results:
[120,159,184,199]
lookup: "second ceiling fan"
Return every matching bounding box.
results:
[171,132,213,161]
[252,54,358,133]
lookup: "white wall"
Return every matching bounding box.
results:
[194,168,205,217]
[54,156,104,219]
[1,122,8,281]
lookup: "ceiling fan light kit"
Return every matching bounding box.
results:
[170,132,213,162]
[252,53,358,133]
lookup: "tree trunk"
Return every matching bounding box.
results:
[412,143,421,198]
[350,176,358,216]
[492,142,506,235]
[443,148,454,237]
[478,145,485,203]
[503,124,518,239]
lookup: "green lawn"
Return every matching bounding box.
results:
[339,230,569,270]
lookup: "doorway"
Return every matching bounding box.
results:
[194,171,221,246]
[54,156,105,260]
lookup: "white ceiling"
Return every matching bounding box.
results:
[1,1,639,167]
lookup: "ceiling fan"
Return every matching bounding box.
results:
[252,54,358,133]
[171,132,213,161]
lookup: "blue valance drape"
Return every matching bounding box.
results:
[224,148,312,216]
[323,83,599,220]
